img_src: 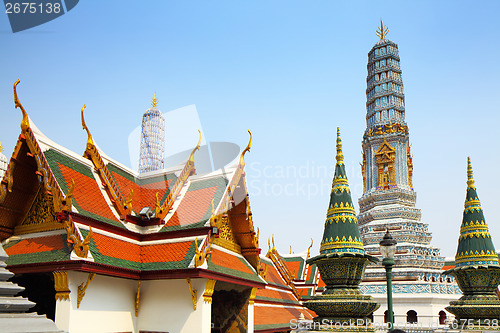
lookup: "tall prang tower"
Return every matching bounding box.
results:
[357,22,460,326]
[139,94,165,173]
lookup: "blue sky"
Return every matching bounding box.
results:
[1,1,499,257]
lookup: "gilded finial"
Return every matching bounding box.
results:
[376,20,389,40]
[0,142,3,153]
[13,80,30,132]
[81,105,94,149]
[155,192,161,216]
[151,93,158,108]
[188,130,202,163]
[306,238,313,260]
[239,130,252,166]
[467,156,475,189]
[336,127,344,164]
[272,234,276,252]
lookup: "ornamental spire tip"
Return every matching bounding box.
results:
[336,127,344,164]
[467,156,475,189]
[151,93,158,108]
[376,20,389,40]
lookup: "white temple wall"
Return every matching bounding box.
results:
[54,271,138,333]
[137,278,211,333]
[371,293,457,329]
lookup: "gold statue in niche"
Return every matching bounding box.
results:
[407,145,413,188]
[374,140,396,190]
[361,153,367,193]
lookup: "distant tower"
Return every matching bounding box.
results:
[0,142,8,179]
[138,94,165,173]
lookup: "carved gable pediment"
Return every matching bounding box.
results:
[374,140,396,163]
[15,186,61,235]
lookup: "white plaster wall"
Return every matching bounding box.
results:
[55,271,138,333]
[137,278,211,333]
[371,293,458,330]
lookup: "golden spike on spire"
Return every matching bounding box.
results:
[336,127,344,164]
[272,234,276,252]
[188,130,202,163]
[80,105,94,149]
[467,156,475,189]
[376,20,389,40]
[0,142,3,153]
[13,80,29,132]
[151,93,158,108]
[239,130,252,166]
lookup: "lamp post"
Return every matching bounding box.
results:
[380,229,397,330]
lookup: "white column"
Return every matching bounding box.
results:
[54,298,71,332]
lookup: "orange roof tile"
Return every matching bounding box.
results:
[257,288,296,303]
[283,260,301,279]
[58,163,117,221]
[209,248,254,275]
[263,262,289,288]
[317,276,325,287]
[166,186,218,227]
[141,241,193,263]
[110,171,173,211]
[254,305,314,328]
[5,234,66,255]
[92,232,140,262]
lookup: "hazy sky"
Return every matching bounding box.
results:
[1,1,499,258]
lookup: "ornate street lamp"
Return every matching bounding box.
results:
[380,229,397,329]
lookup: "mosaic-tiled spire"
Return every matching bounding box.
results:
[320,128,364,255]
[139,94,165,173]
[455,157,499,267]
[366,22,405,129]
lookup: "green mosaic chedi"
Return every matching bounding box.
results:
[320,128,364,256]
[444,157,500,323]
[455,158,498,267]
[304,128,379,329]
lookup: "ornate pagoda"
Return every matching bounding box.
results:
[357,22,460,326]
[304,128,379,330]
[443,158,500,324]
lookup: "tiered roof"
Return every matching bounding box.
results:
[0,80,262,287]
[253,242,315,332]
[0,80,314,332]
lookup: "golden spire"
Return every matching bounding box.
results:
[0,142,3,153]
[151,93,158,108]
[336,127,344,164]
[467,156,475,189]
[376,20,389,40]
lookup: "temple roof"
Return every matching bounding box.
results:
[254,255,314,332]
[454,157,499,267]
[0,81,262,288]
[319,128,364,255]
